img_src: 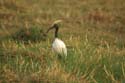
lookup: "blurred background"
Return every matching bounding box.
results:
[0,0,125,83]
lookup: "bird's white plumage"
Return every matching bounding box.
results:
[52,38,67,56]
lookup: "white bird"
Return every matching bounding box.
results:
[46,20,67,57]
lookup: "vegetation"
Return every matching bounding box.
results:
[12,26,46,43]
[0,0,125,83]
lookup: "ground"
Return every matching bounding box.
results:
[0,0,125,83]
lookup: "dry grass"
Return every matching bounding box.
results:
[0,0,125,83]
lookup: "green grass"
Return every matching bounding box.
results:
[0,0,125,83]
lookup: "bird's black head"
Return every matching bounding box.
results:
[46,24,59,33]
[45,20,62,38]
[53,24,59,29]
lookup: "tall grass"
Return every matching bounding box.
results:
[0,0,125,83]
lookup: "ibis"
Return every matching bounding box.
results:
[46,20,67,57]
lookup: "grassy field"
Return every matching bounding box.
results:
[0,0,125,83]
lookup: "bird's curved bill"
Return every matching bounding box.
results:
[46,26,54,33]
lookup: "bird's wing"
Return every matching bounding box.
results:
[58,39,67,56]
[52,38,67,56]
[62,46,67,56]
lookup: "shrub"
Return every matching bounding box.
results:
[12,26,46,43]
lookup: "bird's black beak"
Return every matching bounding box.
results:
[45,24,59,36]
[46,26,55,33]
[43,33,47,37]
[43,26,54,37]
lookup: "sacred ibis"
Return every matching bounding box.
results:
[45,20,67,57]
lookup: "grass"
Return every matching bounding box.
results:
[0,0,125,83]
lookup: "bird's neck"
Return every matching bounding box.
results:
[55,26,59,38]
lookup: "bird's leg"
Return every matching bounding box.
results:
[57,54,67,67]
[57,54,62,60]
